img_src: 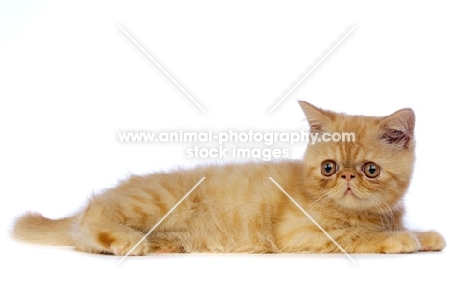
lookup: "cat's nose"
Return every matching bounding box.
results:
[340,170,355,181]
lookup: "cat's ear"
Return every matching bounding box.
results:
[299,101,332,133]
[379,108,415,148]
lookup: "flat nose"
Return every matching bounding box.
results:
[340,169,355,181]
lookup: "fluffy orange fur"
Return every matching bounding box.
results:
[13,101,446,255]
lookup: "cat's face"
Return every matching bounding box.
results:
[300,101,415,212]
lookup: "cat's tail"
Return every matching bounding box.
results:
[12,212,75,246]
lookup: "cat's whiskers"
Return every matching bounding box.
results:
[366,194,398,232]
[366,195,388,231]
[373,195,397,226]
[309,197,329,213]
[309,192,330,208]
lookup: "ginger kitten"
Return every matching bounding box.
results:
[13,101,446,255]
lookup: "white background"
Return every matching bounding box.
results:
[1,0,467,289]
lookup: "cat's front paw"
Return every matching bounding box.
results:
[380,232,420,253]
[416,231,446,251]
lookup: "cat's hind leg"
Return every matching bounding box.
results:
[72,201,150,256]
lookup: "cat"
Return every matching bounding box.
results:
[12,101,446,255]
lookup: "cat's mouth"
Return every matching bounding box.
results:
[344,187,358,198]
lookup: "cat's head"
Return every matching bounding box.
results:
[299,101,415,212]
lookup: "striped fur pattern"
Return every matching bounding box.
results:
[12,101,445,255]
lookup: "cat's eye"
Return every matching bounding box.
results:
[321,160,337,176]
[362,162,381,178]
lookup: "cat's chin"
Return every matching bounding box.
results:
[332,189,377,211]
[335,199,372,211]
[335,195,397,213]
